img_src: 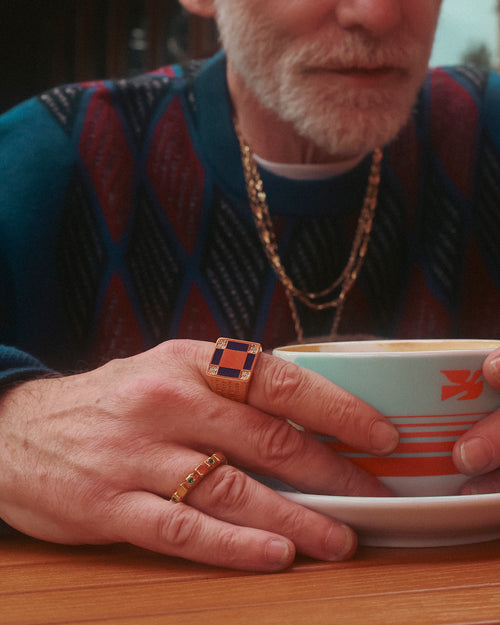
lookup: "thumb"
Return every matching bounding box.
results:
[484,348,500,389]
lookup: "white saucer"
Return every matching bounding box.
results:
[279,491,500,547]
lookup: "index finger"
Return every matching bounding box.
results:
[194,339,398,456]
[249,353,399,456]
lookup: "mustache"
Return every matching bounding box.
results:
[281,30,422,71]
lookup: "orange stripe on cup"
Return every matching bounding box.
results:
[399,430,469,438]
[324,440,459,477]
[394,441,455,454]
[327,440,456,455]
[344,455,457,477]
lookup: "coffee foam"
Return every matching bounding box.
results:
[278,339,500,354]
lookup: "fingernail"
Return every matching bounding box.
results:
[370,420,399,454]
[265,539,293,568]
[459,437,492,474]
[486,353,500,379]
[324,523,357,561]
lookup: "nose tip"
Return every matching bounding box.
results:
[335,0,402,37]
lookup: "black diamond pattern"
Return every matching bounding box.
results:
[420,166,465,311]
[38,85,85,136]
[126,187,184,343]
[279,178,408,337]
[284,211,347,337]
[286,213,346,295]
[362,183,408,333]
[201,191,268,338]
[57,170,108,347]
[476,134,500,282]
[112,74,173,150]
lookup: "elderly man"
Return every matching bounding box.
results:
[1,0,500,571]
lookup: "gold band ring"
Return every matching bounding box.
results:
[170,452,227,504]
[206,337,262,403]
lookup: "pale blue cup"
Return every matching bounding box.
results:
[274,339,500,496]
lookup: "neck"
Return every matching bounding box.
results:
[227,63,368,167]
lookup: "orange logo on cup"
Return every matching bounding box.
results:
[441,370,483,401]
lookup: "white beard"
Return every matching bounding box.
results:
[214,0,435,157]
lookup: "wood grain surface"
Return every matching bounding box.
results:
[2,534,500,624]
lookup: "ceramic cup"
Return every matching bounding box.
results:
[273,339,500,497]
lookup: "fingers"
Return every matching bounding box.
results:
[126,446,358,568]
[107,491,294,571]
[106,466,356,571]
[154,339,395,496]
[453,410,500,476]
[184,405,391,496]
[133,434,389,506]
[183,339,398,456]
[250,353,399,456]
[453,349,500,483]
[484,348,500,389]
[186,464,357,562]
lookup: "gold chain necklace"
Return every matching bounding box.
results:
[235,122,383,342]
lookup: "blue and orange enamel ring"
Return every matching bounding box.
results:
[206,338,262,403]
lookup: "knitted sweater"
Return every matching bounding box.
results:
[1,52,500,383]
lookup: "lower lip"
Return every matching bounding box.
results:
[305,67,404,87]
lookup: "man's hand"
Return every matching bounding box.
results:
[0,339,398,571]
[454,347,500,494]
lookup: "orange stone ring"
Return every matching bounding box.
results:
[206,338,262,403]
[171,453,227,504]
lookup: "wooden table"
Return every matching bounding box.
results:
[3,533,500,625]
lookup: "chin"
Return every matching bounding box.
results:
[290,101,413,157]
[269,71,419,156]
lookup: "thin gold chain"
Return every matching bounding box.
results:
[235,123,382,342]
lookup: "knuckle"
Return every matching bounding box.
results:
[156,338,198,361]
[117,375,160,401]
[208,466,251,512]
[156,339,210,378]
[261,360,306,408]
[331,391,359,434]
[335,460,366,496]
[258,418,307,468]
[155,505,199,549]
[211,526,243,565]
[276,504,308,536]
[109,376,171,417]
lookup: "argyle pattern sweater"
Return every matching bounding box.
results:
[1,52,500,383]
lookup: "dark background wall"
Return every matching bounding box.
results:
[1,0,218,113]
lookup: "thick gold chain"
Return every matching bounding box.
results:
[235,123,382,342]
